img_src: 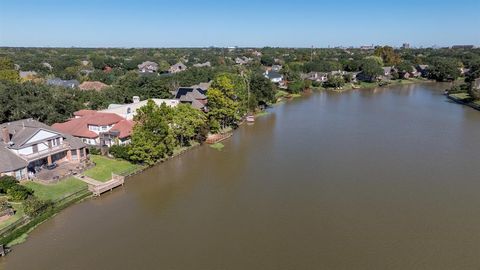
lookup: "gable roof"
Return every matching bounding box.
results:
[79,81,109,91]
[0,142,28,172]
[46,78,79,88]
[265,70,283,80]
[0,119,86,151]
[173,87,207,100]
[111,119,135,139]
[0,119,62,149]
[52,112,125,139]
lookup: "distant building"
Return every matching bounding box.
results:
[79,81,109,91]
[416,65,429,77]
[169,62,187,73]
[46,78,79,89]
[264,70,283,84]
[305,72,328,82]
[360,45,375,50]
[41,62,53,70]
[451,45,474,49]
[193,61,211,68]
[473,78,480,90]
[402,43,411,49]
[171,86,208,111]
[235,57,252,65]
[101,96,179,120]
[138,61,158,73]
[19,71,38,81]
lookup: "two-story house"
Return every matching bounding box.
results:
[0,119,87,180]
[52,111,134,147]
[169,62,187,74]
[101,96,179,120]
[138,61,159,73]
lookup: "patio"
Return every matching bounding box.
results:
[33,161,91,184]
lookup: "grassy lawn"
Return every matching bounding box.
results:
[0,203,25,231]
[23,177,87,201]
[450,93,471,100]
[84,155,140,182]
[210,142,224,151]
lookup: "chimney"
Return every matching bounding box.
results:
[2,127,10,144]
[133,96,140,104]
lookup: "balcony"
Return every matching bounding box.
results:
[21,144,69,162]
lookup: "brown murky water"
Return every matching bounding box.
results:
[3,83,480,270]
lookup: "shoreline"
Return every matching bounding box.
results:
[0,81,435,251]
[447,94,480,111]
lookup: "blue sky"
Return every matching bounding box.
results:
[0,0,479,48]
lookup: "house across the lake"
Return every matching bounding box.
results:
[138,61,158,73]
[101,96,180,120]
[172,86,208,111]
[264,70,283,84]
[0,119,87,180]
[52,111,134,147]
[169,62,187,73]
[46,78,79,89]
[79,81,109,91]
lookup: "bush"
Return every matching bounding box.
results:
[89,147,101,155]
[0,176,19,194]
[23,196,53,217]
[7,185,33,201]
[109,145,131,160]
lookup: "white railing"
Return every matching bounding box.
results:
[21,144,68,160]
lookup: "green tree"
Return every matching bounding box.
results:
[374,46,401,66]
[359,58,383,81]
[128,100,175,165]
[429,58,461,82]
[0,57,20,83]
[207,88,239,131]
[249,73,276,105]
[172,104,207,145]
[324,75,345,88]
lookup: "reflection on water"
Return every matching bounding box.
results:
[3,83,480,270]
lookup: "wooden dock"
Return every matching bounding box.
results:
[75,173,125,196]
[205,132,233,144]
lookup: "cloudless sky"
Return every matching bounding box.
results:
[0,0,479,48]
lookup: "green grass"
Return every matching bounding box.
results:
[172,141,199,156]
[450,93,471,100]
[275,90,289,99]
[23,177,87,201]
[84,155,140,182]
[210,143,224,151]
[255,111,270,117]
[0,203,25,231]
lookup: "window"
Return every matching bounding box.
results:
[127,107,132,114]
[102,126,108,131]
[32,144,38,153]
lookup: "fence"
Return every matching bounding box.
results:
[0,187,91,241]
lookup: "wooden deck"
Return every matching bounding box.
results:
[75,173,125,196]
[205,132,233,144]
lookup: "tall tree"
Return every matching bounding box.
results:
[129,100,175,165]
[374,46,401,66]
[171,104,207,145]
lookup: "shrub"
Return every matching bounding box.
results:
[7,185,33,201]
[0,176,19,194]
[109,145,131,160]
[23,196,53,217]
[89,147,101,155]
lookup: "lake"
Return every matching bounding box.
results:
[3,83,480,270]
